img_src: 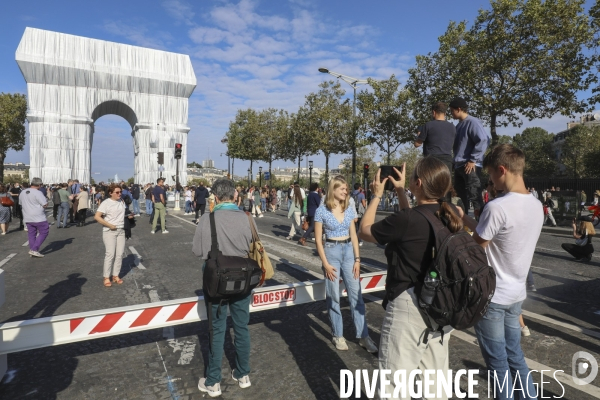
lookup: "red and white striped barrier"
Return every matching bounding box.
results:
[0,271,386,355]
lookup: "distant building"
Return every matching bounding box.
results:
[202,159,215,169]
[3,162,30,180]
[187,166,226,185]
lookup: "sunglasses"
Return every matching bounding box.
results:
[113,191,122,194]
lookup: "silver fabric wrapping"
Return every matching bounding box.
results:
[16,27,197,185]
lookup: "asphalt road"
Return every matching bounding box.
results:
[0,205,598,399]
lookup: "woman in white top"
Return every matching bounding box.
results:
[184,186,193,215]
[94,184,133,287]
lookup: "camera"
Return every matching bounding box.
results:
[379,165,403,191]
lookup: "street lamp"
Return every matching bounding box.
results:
[259,166,263,188]
[319,67,368,187]
[309,160,313,187]
[220,136,231,179]
[247,168,251,187]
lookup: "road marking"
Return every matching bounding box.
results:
[0,254,17,268]
[128,246,146,270]
[452,330,600,398]
[521,310,600,340]
[530,266,550,271]
[22,241,29,247]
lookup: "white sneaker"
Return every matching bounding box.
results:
[333,336,348,351]
[162,230,169,234]
[151,230,155,234]
[521,326,531,337]
[258,214,263,218]
[30,251,44,258]
[198,378,221,397]
[359,336,378,353]
[359,241,363,247]
[232,370,251,388]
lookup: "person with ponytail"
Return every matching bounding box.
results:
[358,156,462,399]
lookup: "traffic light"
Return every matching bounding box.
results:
[175,143,182,159]
[157,152,164,165]
[363,163,369,176]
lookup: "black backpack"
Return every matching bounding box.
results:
[413,207,496,339]
[203,212,262,301]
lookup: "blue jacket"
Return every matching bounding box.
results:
[195,186,209,205]
[307,191,321,217]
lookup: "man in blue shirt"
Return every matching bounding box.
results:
[450,97,489,217]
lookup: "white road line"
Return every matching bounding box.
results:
[452,330,600,398]
[521,310,600,340]
[530,266,550,271]
[128,246,146,270]
[0,254,17,268]
[169,213,196,226]
[21,241,29,247]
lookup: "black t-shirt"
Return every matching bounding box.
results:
[419,120,456,156]
[370,204,440,301]
[9,187,21,204]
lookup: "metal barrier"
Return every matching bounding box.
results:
[0,271,385,355]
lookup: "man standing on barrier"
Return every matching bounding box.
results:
[20,177,50,258]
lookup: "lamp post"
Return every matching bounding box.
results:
[259,166,262,188]
[319,67,368,187]
[309,160,313,187]
[220,136,231,179]
[247,168,251,188]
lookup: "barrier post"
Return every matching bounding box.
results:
[0,269,6,378]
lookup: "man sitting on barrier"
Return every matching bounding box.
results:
[192,178,256,397]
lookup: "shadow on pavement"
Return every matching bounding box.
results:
[40,238,75,254]
[3,273,87,323]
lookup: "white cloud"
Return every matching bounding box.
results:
[103,21,171,50]
[162,0,196,26]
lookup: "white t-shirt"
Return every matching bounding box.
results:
[185,190,192,202]
[20,188,48,224]
[476,192,543,305]
[96,198,126,231]
[289,188,305,200]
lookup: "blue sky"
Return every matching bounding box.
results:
[1,0,597,181]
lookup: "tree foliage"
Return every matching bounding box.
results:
[511,127,557,177]
[560,124,600,178]
[0,93,27,182]
[358,76,416,164]
[406,0,595,145]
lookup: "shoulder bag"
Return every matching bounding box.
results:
[0,194,14,207]
[246,213,274,284]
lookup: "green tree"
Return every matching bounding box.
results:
[285,109,319,182]
[226,108,266,176]
[187,161,202,168]
[388,145,423,188]
[406,0,595,145]
[560,125,600,178]
[511,127,557,177]
[304,81,352,183]
[589,0,600,105]
[339,145,378,187]
[127,177,134,185]
[0,93,27,182]
[358,76,416,164]
[257,108,288,179]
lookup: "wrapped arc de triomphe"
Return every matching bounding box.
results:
[15,27,197,186]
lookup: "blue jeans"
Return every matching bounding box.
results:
[260,198,266,212]
[323,242,368,339]
[145,199,153,215]
[475,301,537,400]
[526,269,534,287]
[184,200,192,213]
[205,293,251,386]
[132,199,140,214]
[58,202,69,226]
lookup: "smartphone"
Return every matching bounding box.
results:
[379,165,403,191]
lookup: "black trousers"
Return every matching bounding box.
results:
[455,165,484,212]
[195,203,206,220]
[562,243,594,260]
[53,204,59,221]
[78,209,87,225]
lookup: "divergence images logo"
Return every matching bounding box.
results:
[572,351,598,386]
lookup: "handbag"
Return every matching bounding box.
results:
[0,195,14,207]
[247,213,274,285]
[302,217,309,231]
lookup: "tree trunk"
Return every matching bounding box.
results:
[269,160,272,183]
[250,160,253,185]
[490,114,498,146]
[0,151,5,183]
[297,155,301,182]
[232,158,235,178]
